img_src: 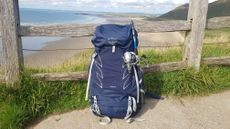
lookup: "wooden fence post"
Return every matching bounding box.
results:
[183,0,195,61]
[0,0,24,85]
[183,0,209,70]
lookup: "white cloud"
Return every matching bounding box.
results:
[19,0,218,14]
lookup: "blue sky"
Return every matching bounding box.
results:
[19,0,217,14]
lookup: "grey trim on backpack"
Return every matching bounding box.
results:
[133,66,140,103]
[140,89,145,94]
[124,96,133,120]
[124,96,137,120]
[91,96,101,116]
[85,53,97,100]
[132,97,137,112]
[91,96,112,125]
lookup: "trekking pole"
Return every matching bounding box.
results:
[131,20,138,54]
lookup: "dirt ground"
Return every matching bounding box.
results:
[30,90,230,129]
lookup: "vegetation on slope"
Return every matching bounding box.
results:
[158,0,230,20]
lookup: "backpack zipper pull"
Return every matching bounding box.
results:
[112,45,116,53]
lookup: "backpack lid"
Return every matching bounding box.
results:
[91,24,134,48]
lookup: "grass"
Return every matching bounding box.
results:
[1,66,230,129]
[145,66,230,96]
[0,73,88,129]
[0,28,230,129]
[204,28,230,43]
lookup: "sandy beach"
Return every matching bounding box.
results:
[25,32,184,68]
[24,37,93,68]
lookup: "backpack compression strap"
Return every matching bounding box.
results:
[133,66,140,103]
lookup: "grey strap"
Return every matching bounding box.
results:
[131,97,137,112]
[126,118,145,124]
[133,66,140,103]
[124,96,133,120]
[140,89,145,94]
[99,116,112,125]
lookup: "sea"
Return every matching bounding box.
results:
[0,8,106,59]
[20,8,106,25]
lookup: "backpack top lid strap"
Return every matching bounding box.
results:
[91,24,135,49]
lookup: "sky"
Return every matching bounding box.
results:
[19,0,217,14]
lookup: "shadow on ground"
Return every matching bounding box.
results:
[135,72,164,118]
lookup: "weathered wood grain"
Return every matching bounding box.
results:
[203,56,230,66]
[0,0,24,84]
[1,17,230,37]
[32,72,88,81]
[142,61,187,74]
[135,20,191,32]
[183,0,195,61]
[31,55,230,82]
[0,22,1,36]
[18,20,191,37]
[20,24,97,37]
[184,0,209,70]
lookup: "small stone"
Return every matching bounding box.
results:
[54,115,61,121]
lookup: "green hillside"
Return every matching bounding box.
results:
[159,0,230,20]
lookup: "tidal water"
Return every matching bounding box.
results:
[0,8,106,58]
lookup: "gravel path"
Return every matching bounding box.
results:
[30,90,230,129]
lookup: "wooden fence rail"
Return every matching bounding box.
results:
[0,0,230,84]
[1,17,230,37]
[31,56,230,81]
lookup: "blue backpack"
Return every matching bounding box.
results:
[85,23,145,122]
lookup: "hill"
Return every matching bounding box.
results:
[159,0,230,20]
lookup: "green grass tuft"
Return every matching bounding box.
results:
[0,102,27,129]
[139,48,182,64]
[0,71,89,129]
[145,66,230,96]
[202,44,230,57]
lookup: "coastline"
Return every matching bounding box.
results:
[24,32,184,68]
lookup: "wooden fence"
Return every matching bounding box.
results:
[0,0,230,84]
